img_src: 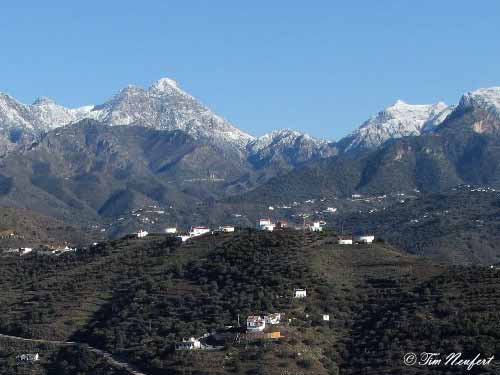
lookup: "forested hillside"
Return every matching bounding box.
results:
[0,230,499,374]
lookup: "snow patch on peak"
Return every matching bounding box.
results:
[149,77,187,96]
[459,87,500,115]
[342,101,451,151]
[32,97,56,106]
[249,129,327,153]
[392,99,407,106]
[153,77,179,89]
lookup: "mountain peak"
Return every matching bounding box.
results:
[152,77,178,89]
[392,99,407,107]
[32,96,56,106]
[340,100,452,151]
[459,87,500,115]
[149,77,184,95]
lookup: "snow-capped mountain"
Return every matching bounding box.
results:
[248,129,336,169]
[338,100,453,152]
[0,78,335,165]
[439,87,500,135]
[0,93,93,155]
[0,93,92,132]
[457,87,500,118]
[0,78,255,157]
[85,78,254,150]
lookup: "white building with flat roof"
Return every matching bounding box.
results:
[354,235,375,244]
[190,226,210,237]
[247,316,266,331]
[137,230,148,238]
[175,337,201,350]
[294,289,307,298]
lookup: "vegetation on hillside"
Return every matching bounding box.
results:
[0,230,498,374]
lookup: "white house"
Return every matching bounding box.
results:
[137,230,149,238]
[325,207,337,213]
[20,248,33,255]
[246,316,266,331]
[175,337,202,350]
[257,218,276,231]
[337,236,353,245]
[264,313,282,325]
[189,226,210,237]
[17,353,39,362]
[263,223,275,231]
[258,218,271,227]
[294,289,307,298]
[354,235,375,244]
[219,225,235,232]
[309,221,325,232]
[165,227,177,234]
[322,314,330,321]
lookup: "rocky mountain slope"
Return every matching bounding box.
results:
[0,120,254,226]
[0,78,335,167]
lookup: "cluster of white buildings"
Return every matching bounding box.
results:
[136,225,236,242]
[176,225,235,242]
[16,353,39,362]
[3,245,77,256]
[337,235,375,245]
[246,312,282,332]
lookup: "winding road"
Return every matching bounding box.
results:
[0,333,148,375]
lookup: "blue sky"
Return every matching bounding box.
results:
[1,1,499,140]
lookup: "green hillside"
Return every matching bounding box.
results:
[0,230,498,374]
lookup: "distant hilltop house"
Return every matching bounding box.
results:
[190,226,210,237]
[294,289,307,298]
[308,221,326,232]
[20,248,33,255]
[354,235,375,244]
[175,337,201,350]
[16,353,39,362]
[325,207,337,213]
[257,219,275,232]
[177,226,211,242]
[37,245,77,256]
[219,225,235,232]
[137,230,149,238]
[165,227,177,234]
[246,316,266,332]
[337,236,353,245]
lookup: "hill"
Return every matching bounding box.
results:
[0,206,95,248]
[0,230,498,374]
[332,186,500,265]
